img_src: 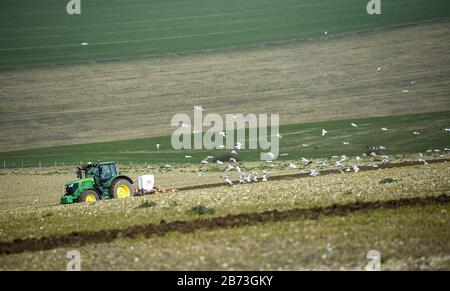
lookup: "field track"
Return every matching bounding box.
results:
[175,158,450,192]
[1,194,448,255]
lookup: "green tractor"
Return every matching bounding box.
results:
[60,161,134,204]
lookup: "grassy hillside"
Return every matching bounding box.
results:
[1,0,450,68]
[1,21,449,152]
[0,111,448,167]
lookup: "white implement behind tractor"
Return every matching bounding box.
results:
[137,174,155,195]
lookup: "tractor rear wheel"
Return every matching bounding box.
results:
[111,179,134,199]
[79,189,100,204]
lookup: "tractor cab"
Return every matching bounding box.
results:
[60,161,134,204]
[77,162,117,185]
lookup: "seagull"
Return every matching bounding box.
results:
[231,150,238,155]
[377,67,382,71]
[301,143,310,148]
[381,128,388,131]
[184,155,192,159]
[402,89,409,93]
[235,142,243,150]
[219,131,226,137]
[300,157,312,164]
[251,172,258,182]
[238,172,246,183]
[288,163,297,169]
[418,158,428,165]
[321,129,328,136]
[324,31,328,35]
[245,173,252,183]
[216,160,224,165]
[217,145,225,149]
[201,156,213,164]
[355,156,361,161]
[280,153,289,157]
[342,141,350,145]
[413,131,420,135]
[443,128,450,132]
[335,161,343,167]
[310,169,319,177]
[193,130,200,134]
[379,145,386,150]
[156,144,161,151]
[81,42,89,46]
[229,158,237,164]
[267,152,275,159]
[410,81,416,85]
[276,133,282,139]
[353,165,360,173]
[180,122,190,128]
[351,123,358,128]
[194,106,205,111]
[223,174,233,186]
[262,171,270,182]
[235,165,242,173]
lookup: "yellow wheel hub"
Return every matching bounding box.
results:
[117,185,131,199]
[85,194,97,203]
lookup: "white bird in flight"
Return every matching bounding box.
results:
[194,106,205,111]
[288,163,297,169]
[300,157,312,164]
[81,42,89,46]
[156,144,161,151]
[321,129,328,136]
[219,131,226,137]
[351,123,358,128]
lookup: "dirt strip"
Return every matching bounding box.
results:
[1,194,448,255]
[176,159,450,192]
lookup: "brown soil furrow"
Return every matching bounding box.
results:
[1,194,449,255]
[176,158,450,192]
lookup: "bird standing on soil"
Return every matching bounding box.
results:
[262,171,270,182]
[222,174,233,186]
[310,169,319,177]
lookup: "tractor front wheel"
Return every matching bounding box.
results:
[111,179,134,200]
[79,189,100,204]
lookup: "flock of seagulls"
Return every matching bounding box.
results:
[151,105,449,187]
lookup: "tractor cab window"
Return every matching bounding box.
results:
[85,166,99,178]
[100,164,112,181]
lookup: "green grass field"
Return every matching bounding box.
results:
[0,111,449,167]
[1,0,450,69]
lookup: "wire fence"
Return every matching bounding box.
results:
[1,160,152,169]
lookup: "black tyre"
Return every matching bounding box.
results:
[79,189,100,204]
[110,179,134,199]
